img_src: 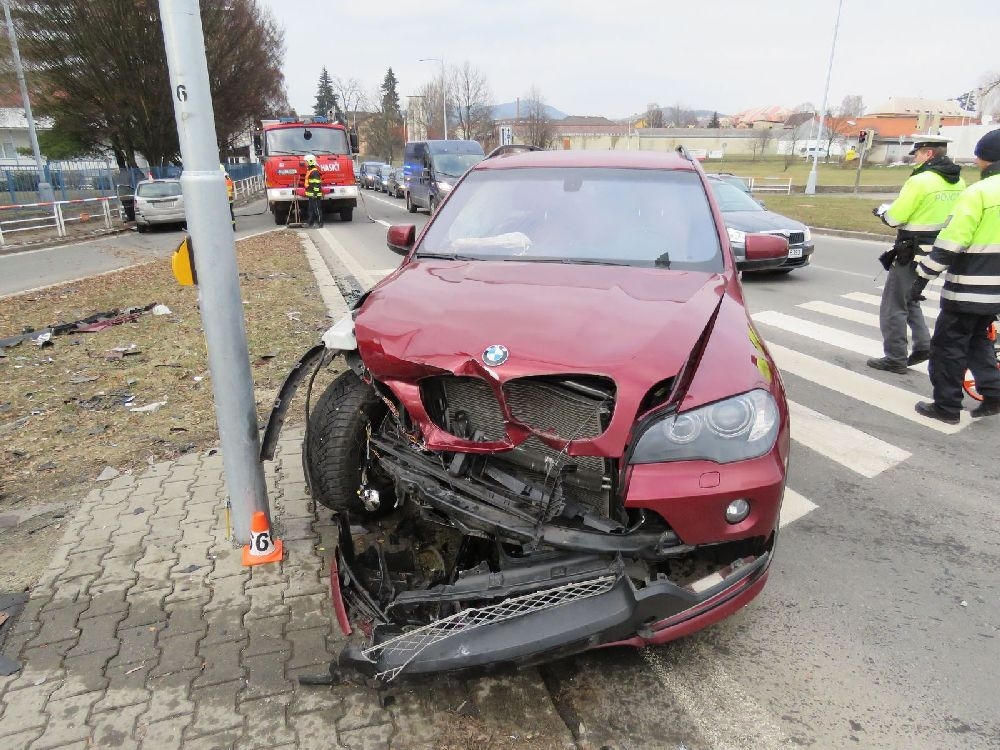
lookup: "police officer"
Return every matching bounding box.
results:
[868,135,965,374]
[910,129,1000,423]
[304,154,323,228]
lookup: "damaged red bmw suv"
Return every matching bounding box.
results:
[262,148,791,683]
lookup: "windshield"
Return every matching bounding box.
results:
[265,126,349,156]
[417,167,723,271]
[136,182,182,198]
[431,153,483,178]
[709,180,763,212]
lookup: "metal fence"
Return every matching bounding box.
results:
[0,161,263,205]
[748,176,793,194]
[0,196,119,247]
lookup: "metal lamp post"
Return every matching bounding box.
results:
[805,0,845,196]
[2,0,55,202]
[419,57,447,140]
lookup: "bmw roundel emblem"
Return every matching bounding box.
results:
[483,344,509,367]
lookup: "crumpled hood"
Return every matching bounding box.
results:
[354,260,725,388]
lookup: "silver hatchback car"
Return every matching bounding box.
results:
[134,179,185,231]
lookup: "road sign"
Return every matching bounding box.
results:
[499,125,513,146]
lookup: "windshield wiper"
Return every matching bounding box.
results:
[414,252,479,261]
[519,257,633,266]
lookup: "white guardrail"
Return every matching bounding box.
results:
[748,177,793,194]
[0,176,263,247]
[0,196,118,247]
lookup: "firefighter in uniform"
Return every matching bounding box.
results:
[869,135,965,373]
[221,164,235,230]
[910,128,1000,423]
[304,154,323,228]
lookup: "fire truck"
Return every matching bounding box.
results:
[259,117,359,224]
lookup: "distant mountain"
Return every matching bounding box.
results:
[491,101,568,121]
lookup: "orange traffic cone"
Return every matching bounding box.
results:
[242,511,283,566]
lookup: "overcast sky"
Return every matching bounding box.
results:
[260,0,995,118]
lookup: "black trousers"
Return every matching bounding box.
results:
[307,196,323,226]
[928,309,1000,414]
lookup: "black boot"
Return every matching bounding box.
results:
[971,399,1000,418]
[867,357,908,374]
[915,401,960,425]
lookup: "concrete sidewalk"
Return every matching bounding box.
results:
[0,430,576,749]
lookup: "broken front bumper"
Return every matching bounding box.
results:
[330,527,772,682]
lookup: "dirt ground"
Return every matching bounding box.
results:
[0,230,330,592]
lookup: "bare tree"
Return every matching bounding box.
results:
[978,71,1000,118]
[415,70,450,140]
[331,75,368,127]
[12,0,287,167]
[666,102,698,128]
[449,61,495,143]
[522,85,553,149]
[644,103,665,128]
[838,94,865,118]
[750,128,775,161]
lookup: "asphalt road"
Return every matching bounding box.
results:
[4,186,998,747]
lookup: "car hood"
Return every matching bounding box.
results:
[722,210,806,234]
[354,259,725,388]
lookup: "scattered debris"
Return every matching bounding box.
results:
[129,401,167,414]
[96,466,120,481]
[0,303,160,352]
[68,375,99,384]
[32,332,53,347]
[151,304,172,316]
[960,600,968,607]
[286,311,301,322]
[36,462,57,471]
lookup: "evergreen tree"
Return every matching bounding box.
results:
[708,111,721,128]
[380,68,401,118]
[313,67,340,118]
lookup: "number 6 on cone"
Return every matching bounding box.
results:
[242,510,283,566]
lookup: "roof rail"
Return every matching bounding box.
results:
[485,144,543,160]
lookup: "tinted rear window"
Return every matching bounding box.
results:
[136,182,182,198]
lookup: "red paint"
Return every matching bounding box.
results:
[328,556,353,636]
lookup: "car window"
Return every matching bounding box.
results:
[136,182,182,198]
[266,126,349,156]
[432,153,482,178]
[709,180,763,213]
[418,167,723,271]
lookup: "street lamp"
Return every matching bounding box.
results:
[805,0,844,195]
[2,0,55,202]
[419,57,447,140]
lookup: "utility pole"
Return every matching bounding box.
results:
[805,0,844,195]
[2,0,55,203]
[159,0,269,541]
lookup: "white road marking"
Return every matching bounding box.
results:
[779,489,819,528]
[765,342,968,434]
[841,291,939,320]
[788,400,911,477]
[798,300,880,328]
[808,264,879,279]
[315,226,379,289]
[753,310,929,374]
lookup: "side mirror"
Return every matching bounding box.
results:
[387,224,416,255]
[737,233,788,271]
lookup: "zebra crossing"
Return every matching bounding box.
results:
[754,278,968,528]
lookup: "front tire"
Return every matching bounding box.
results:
[305,370,395,514]
[406,192,417,213]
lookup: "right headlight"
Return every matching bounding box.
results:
[631,389,779,464]
[727,227,746,245]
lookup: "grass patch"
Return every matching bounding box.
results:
[0,230,331,512]
[756,194,898,236]
[703,157,980,188]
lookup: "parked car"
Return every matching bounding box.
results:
[706,175,813,272]
[261,149,790,682]
[375,164,394,193]
[358,161,384,190]
[133,179,185,231]
[705,172,752,196]
[387,167,405,198]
